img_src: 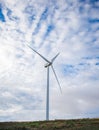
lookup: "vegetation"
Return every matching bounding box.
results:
[0,118,99,130]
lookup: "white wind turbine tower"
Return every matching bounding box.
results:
[27,45,62,121]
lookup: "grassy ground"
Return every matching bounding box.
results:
[0,118,99,130]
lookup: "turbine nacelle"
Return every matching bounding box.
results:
[45,52,60,68]
[44,62,52,68]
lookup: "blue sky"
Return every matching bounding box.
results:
[0,0,99,121]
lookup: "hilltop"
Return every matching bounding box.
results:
[0,118,99,130]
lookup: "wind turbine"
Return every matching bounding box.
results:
[27,45,62,120]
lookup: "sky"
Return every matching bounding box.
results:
[0,0,99,122]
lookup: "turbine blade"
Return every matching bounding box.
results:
[27,45,50,63]
[51,65,62,93]
[51,53,60,63]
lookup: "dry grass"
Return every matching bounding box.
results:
[0,118,99,130]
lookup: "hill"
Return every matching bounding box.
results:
[0,118,99,130]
